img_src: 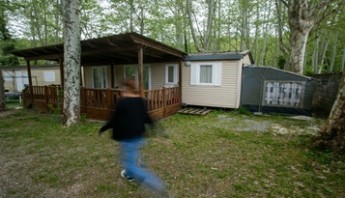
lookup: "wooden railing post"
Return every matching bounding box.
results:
[163,87,166,117]
[44,86,49,111]
[107,88,113,110]
[81,87,87,114]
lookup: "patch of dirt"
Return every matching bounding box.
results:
[0,108,22,118]
[217,114,320,135]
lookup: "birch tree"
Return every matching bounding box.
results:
[280,0,345,74]
[62,0,81,126]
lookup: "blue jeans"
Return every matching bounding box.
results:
[119,137,166,193]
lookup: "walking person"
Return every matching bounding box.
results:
[99,79,168,197]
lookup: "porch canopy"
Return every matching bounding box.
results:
[12,32,186,94]
[12,32,185,65]
[11,32,186,120]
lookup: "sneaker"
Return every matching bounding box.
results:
[121,169,135,182]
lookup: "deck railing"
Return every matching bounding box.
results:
[22,86,181,120]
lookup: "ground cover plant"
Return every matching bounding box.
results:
[1,109,344,197]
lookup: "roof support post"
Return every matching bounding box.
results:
[110,63,114,88]
[138,46,144,97]
[59,57,64,87]
[179,59,182,104]
[26,60,34,108]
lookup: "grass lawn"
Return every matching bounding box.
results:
[0,109,344,197]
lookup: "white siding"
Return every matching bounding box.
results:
[242,54,252,65]
[3,67,60,92]
[150,63,165,89]
[182,60,242,108]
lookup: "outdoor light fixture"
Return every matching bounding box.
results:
[184,61,191,67]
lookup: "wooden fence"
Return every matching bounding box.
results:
[22,86,181,120]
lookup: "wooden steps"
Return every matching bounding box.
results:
[178,107,211,115]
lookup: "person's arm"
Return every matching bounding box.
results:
[143,99,154,126]
[99,101,121,135]
[99,111,115,135]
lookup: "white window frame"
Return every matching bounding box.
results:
[190,62,222,86]
[165,64,178,85]
[92,66,107,88]
[43,71,55,82]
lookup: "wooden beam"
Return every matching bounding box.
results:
[179,59,182,104]
[59,58,64,87]
[138,46,144,97]
[130,35,185,58]
[26,60,34,108]
[110,64,114,88]
[24,46,139,61]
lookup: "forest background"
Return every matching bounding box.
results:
[1,0,345,75]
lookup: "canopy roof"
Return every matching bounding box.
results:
[11,32,186,66]
[185,50,254,63]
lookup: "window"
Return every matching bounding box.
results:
[15,71,28,91]
[263,81,305,107]
[43,71,55,82]
[92,67,107,88]
[165,64,178,84]
[3,71,13,81]
[191,62,222,86]
[124,65,151,90]
[200,65,212,83]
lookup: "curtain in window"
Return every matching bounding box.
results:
[168,66,174,83]
[200,65,212,83]
[93,67,106,88]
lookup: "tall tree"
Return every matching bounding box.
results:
[280,0,345,74]
[186,0,217,52]
[0,0,19,111]
[62,0,81,126]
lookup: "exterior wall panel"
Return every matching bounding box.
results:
[182,60,242,108]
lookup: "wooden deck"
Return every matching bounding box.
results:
[178,107,211,115]
[22,86,181,120]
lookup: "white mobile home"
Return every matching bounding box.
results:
[182,51,253,109]
[2,65,60,93]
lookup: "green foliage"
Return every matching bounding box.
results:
[0,40,19,67]
[0,0,344,73]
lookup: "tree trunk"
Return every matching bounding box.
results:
[275,0,288,56]
[320,35,330,73]
[0,68,5,112]
[186,0,201,51]
[341,46,345,72]
[329,31,339,72]
[284,0,315,74]
[314,71,345,153]
[62,0,81,126]
[282,0,344,74]
[203,0,216,51]
[284,28,311,74]
[312,34,320,74]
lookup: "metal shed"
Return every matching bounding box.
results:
[240,65,317,115]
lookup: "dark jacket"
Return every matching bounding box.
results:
[100,97,153,141]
